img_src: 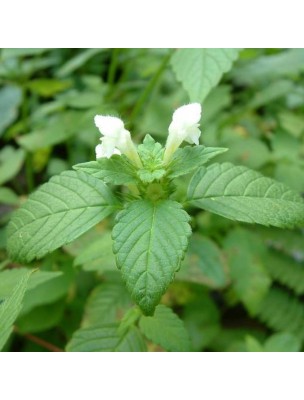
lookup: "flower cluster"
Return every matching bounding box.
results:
[94,103,202,165]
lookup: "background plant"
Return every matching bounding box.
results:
[1,48,304,352]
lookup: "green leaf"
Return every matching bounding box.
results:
[112,200,191,315]
[0,268,63,299]
[248,80,293,108]
[74,231,116,272]
[21,264,74,315]
[232,49,304,86]
[27,79,71,97]
[171,48,240,102]
[168,146,228,179]
[182,294,220,351]
[223,228,271,314]
[73,155,138,185]
[56,49,105,77]
[17,300,65,333]
[0,85,23,137]
[264,251,304,295]
[264,332,301,352]
[1,48,48,59]
[7,170,119,263]
[178,235,229,289]
[0,269,31,350]
[0,187,19,205]
[257,287,304,340]
[188,162,304,228]
[139,305,191,351]
[245,336,264,352]
[66,323,146,352]
[0,146,25,185]
[17,120,76,151]
[82,282,132,327]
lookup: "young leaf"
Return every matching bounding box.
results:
[66,323,146,352]
[73,155,138,185]
[167,145,228,179]
[188,162,304,228]
[7,170,119,263]
[171,48,240,102]
[137,135,166,183]
[139,305,191,351]
[112,199,191,315]
[0,269,31,351]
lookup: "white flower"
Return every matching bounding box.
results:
[164,103,202,163]
[94,115,142,166]
[95,143,121,159]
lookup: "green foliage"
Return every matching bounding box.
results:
[224,228,271,314]
[139,305,191,351]
[0,269,31,350]
[7,171,119,262]
[188,163,304,228]
[1,48,304,352]
[0,85,22,137]
[74,155,138,185]
[0,146,25,185]
[112,200,191,315]
[66,323,146,352]
[171,48,240,102]
[167,146,228,179]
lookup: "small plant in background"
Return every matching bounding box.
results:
[1,48,304,352]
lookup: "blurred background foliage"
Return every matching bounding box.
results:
[1,48,304,352]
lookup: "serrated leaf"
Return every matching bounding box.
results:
[188,162,304,228]
[223,228,271,314]
[66,323,146,352]
[82,282,132,327]
[257,287,304,340]
[137,168,166,183]
[178,235,229,289]
[0,269,31,350]
[73,155,138,185]
[112,200,191,315]
[7,170,119,263]
[139,305,191,351]
[171,49,240,102]
[168,146,228,179]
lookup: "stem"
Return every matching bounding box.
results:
[15,329,64,352]
[129,49,174,124]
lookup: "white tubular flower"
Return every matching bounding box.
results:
[94,115,142,166]
[95,143,121,159]
[163,103,202,163]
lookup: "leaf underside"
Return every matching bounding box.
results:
[7,170,119,263]
[188,162,304,228]
[112,199,191,315]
